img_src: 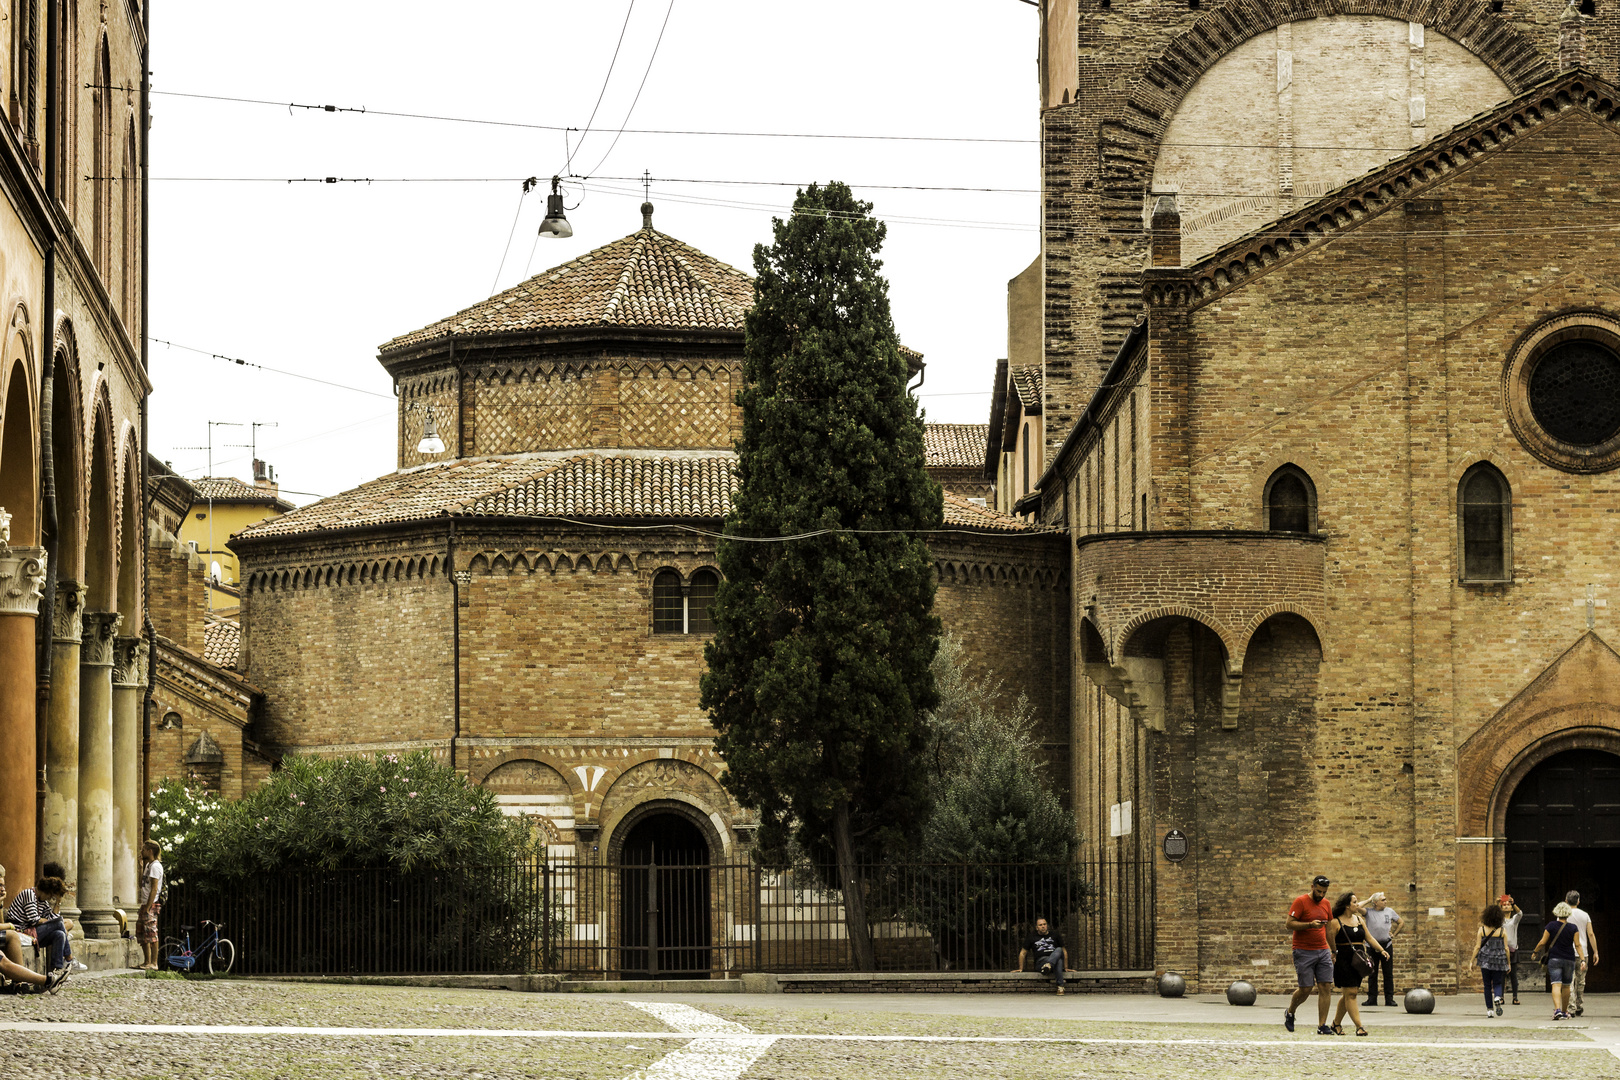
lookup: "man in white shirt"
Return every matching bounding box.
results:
[1362,892,1404,1006]
[1566,890,1600,1017]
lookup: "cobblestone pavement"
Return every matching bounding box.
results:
[0,977,1613,1079]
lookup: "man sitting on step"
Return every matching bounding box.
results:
[1013,917,1068,995]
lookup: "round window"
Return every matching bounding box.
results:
[1504,314,1620,474]
[1528,340,1620,447]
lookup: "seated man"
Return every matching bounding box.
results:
[1013,917,1068,995]
[0,864,66,994]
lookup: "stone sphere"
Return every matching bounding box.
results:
[1226,980,1257,1006]
[1158,972,1187,997]
[1404,988,1436,1014]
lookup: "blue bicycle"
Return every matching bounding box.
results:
[164,919,235,975]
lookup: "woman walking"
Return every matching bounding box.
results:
[1472,902,1512,1016]
[1329,893,1389,1035]
[1533,901,1587,1020]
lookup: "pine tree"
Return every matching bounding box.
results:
[701,182,942,971]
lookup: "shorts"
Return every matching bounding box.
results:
[139,903,160,945]
[1294,948,1334,988]
[1547,958,1575,985]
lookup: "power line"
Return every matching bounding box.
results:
[567,0,638,174]
[167,412,394,479]
[117,174,1038,193]
[98,85,1040,144]
[580,0,675,179]
[149,337,394,399]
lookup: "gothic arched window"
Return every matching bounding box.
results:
[652,570,684,634]
[1460,464,1511,582]
[688,569,719,634]
[1265,466,1315,533]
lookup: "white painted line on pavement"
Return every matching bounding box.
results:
[622,999,778,1079]
[0,1021,1605,1051]
[625,1001,756,1034]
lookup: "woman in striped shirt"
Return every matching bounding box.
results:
[4,869,73,973]
[0,865,66,993]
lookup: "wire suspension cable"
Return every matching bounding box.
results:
[580,0,675,179]
[149,337,393,398]
[567,0,637,172]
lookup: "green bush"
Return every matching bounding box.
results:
[147,780,224,885]
[185,751,532,878]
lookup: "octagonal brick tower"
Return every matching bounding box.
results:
[383,206,757,470]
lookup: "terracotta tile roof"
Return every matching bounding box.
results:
[191,477,295,511]
[237,451,1033,543]
[382,228,756,352]
[1011,367,1043,412]
[925,424,990,469]
[940,490,1035,533]
[234,452,738,541]
[203,620,240,669]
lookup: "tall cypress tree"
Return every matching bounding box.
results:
[701,182,942,971]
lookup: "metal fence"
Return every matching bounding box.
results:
[166,857,1149,977]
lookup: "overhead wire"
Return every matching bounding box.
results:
[149,337,394,398]
[579,0,675,179]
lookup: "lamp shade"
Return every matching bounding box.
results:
[539,177,573,238]
[417,405,446,455]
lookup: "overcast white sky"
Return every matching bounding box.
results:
[147,1,1039,504]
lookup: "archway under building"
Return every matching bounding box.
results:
[617,809,712,978]
[1505,748,1620,993]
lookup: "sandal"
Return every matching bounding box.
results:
[1331,1024,1344,1036]
[1355,1027,1368,1036]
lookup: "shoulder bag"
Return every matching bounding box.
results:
[1346,919,1374,977]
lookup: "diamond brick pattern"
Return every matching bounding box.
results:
[475,377,592,455]
[620,369,733,449]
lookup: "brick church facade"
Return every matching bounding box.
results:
[1025,0,1620,993]
[231,209,1068,869]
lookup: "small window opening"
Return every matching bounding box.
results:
[1265,467,1314,533]
[688,570,719,634]
[652,571,684,634]
[1579,0,1595,14]
[1460,465,1510,581]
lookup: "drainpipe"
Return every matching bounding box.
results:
[139,1,152,836]
[448,515,460,774]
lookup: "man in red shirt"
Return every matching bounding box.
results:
[1284,875,1335,1034]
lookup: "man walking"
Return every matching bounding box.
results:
[1013,917,1067,995]
[1566,890,1600,1017]
[1362,892,1404,1006]
[1285,875,1336,1035]
[1501,894,1524,1005]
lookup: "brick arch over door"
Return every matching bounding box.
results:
[1119,2,1549,160]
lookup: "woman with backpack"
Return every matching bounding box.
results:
[1472,902,1512,1017]
[1532,901,1587,1020]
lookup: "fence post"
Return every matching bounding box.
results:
[647,858,659,978]
[542,860,553,973]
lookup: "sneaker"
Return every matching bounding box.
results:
[44,968,67,995]
[1554,1010,1567,1020]
[1574,1007,1584,1016]
[1284,1012,1296,1032]
[1056,987,1064,996]
[72,961,87,972]
[1316,1025,1336,1035]
[1486,1009,1496,1018]
[1040,963,1052,975]
[1495,1003,1503,1016]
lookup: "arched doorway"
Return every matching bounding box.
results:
[1506,748,1620,992]
[618,811,712,978]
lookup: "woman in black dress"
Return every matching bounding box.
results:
[1329,893,1390,1035]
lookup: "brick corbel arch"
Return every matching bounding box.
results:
[1116,4,1551,182]
[1112,604,1238,673]
[1237,603,1330,666]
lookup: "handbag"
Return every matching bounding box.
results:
[1345,920,1374,976]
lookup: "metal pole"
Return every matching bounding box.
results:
[647,849,659,978]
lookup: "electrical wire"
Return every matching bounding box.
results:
[567,0,637,172]
[165,411,395,479]
[488,181,533,296]
[526,516,1061,541]
[149,337,394,399]
[121,174,1038,193]
[579,0,675,179]
[98,85,1040,144]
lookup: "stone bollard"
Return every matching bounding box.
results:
[1404,988,1436,1014]
[1227,980,1257,1006]
[1158,972,1186,997]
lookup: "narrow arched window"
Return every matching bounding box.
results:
[652,570,684,634]
[1265,466,1315,533]
[1460,464,1510,581]
[1021,422,1030,496]
[688,570,719,634]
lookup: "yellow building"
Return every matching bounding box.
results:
[181,475,293,610]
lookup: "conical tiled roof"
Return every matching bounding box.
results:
[382,225,755,353]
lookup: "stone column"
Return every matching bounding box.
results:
[77,610,121,938]
[111,636,147,911]
[0,521,47,891]
[42,579,86,917]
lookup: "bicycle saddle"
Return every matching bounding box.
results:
[180,924,196,933]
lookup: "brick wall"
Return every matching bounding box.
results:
[146,530,207,656]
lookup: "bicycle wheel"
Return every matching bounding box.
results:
[208,938,236,975]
